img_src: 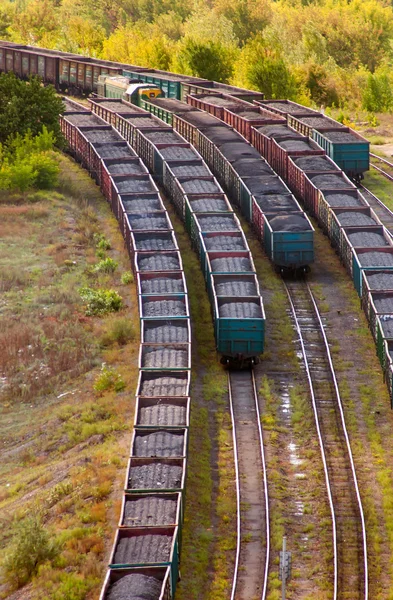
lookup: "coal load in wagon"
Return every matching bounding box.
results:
[144,131,181,144]
[142,299,186,318]
[293,156,339,171]
[105,162,146,176]
[257,125,300,138]
[337,212,377,227]
[204,235,247,252]
[143,322,189,344]
[151,98,195,113]
[373,297,393,314]
[323,193,365,208]
[202,127,241,146]
[181,179,221,194]
[171,164,211,177]
[189,197,229,213]
[125,116,159,127]
[244,176,289,197]
[364,273,393,291]
[278,139,315,152]
[127,215,168,230]
[83,130,122,143]
[380,317,393,338]
[123,496,178,527]
[113,533,172,565]
[263,101,306,113]
[106,573,163,600]
[236,110,269,120]
[138,255,180,272]
[210,256,253,273]
[219,143,261,163]
[299,116,345,129]
[309,174,354,189]
[128,462,183,490]
[268,214,312,231]
[115,179,155,193]
[231,157,274,176]
[347,231,388,247]
[140,277,184,295]
[122,197,162,213]
[196,215,238,231]
[254,194,300,213]
[219,301,262,318]
[181,112,227,128]
[65,114,104,127]
[197,95,238,107]
[323,131,365,143]
[94,144,133,160]
[139,375,188,396]
[358,252,393,267]
[160,146,198,161]
[142,346,188,370]
[139,402,187,427]
[214,277,258,297]
[134,234,176,252]
[96,101,137,113]
[134,431,185,457]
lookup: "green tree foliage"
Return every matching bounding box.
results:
[2,516,59,589]
[0,73,64,144]
[175,38,234,82]
[362,70,393,112]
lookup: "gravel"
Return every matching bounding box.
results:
[127,215,168,230]
[145,131,181,144]
[137,255,180,272]
[94,144,133,160]
[293,156,338,171]
[159,146,198,161]
[380,316,393,338]
[196,215,238,231]
[139,374,188,396]
[122,198,162,213]
[372,296,393,314]
[140,277,184,295]
[105,573,163,600]
[214,277,258,296]
[254,194,300,212]
[189,198,229,213]
[204,235,247,251]
[134,234,176,252]
[128,462,183,490]
[321,192,365,208]
[336,212,377,227]
[309,173,355,189]
[322,131,367,143]
[268,214,311,231]
[243,176,289,196]
[143,322,189,344]
[219,301,262,318]
[83,130,122,143]
[364,273,393,290]
[358,252,393,267]
[231,157,273,176]
[171,164,211,177]
[133,431,185,457]
[115,179,156,193]
[106,162,146,175]
[122,496,178,527]
[210,257,253,273]
[113,533,172,564]
[347,231,388,247]
[181,179,221,194]
[138,401,188,427]
[142,299,186,317]
[278,139,314,151]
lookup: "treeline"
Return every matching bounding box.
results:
[2,0,393,110]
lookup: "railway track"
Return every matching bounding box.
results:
[284,280,368,600]
[228,369,269,600]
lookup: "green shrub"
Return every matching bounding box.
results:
[100,316,136,346]
[121,270,134,284]
[94,233,111,251]
[79,287,123,316]
[93,257,118,274]
[93,364,126,394]
[2,516,59,589]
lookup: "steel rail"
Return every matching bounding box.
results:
[359,184,393,241]
[307,283,368,600]
[370,152,393,170]
[228,370,270,600]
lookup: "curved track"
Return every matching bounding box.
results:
[228,369,269,600]
[284,280,368,600]
[359,183,393,235]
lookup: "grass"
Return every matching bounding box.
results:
[0,154,140,599]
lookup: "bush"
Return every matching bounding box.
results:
[100,317,136,346]
[2,516,59,589]
[79,287,123,316]
[94,233,111,251]
[121,271,134,284]
[93,257,118,274]
[93,364,126,394]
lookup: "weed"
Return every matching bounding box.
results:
[79,287,123,316]
[94,233,111,251]
[121,270,134,284]
[100,316,137,347]
[92,257,118,274]
[93,364,126,395]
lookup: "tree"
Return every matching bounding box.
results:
[174,38,235,82]
[0,73,64,144]
[362,70,393,112]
